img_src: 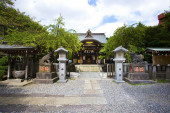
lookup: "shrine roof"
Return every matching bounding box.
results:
[0,44,34,50]
[146,47,170,52]
[55,46,68,53]
[112,46,128,52]
[76,33,107,44]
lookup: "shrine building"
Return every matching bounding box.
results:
[72,30,107,64]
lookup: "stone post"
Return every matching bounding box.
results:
[166,65,170,80]
[55,47,68,83]
[7,54,11,80]
[25,51,29,80]
[112,46,128,83]
[152,66,156,81]
[145,61,148,72]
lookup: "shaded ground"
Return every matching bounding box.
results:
[0,72,169,112]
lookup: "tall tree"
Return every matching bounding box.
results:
[1,1,82,55]
[46,15,82,54]
[100,22,146,62]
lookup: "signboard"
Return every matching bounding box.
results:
[134,67,145,72]
[39,66,51,72]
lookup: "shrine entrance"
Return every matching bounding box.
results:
[86,55,92,64]
[72,30,107,64]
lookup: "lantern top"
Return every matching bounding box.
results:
[55,46,68,53]
[112,46,128,53]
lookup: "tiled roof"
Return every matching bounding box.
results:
[76,33,107,44]
[146,47,170,52]
[0,44,34,50]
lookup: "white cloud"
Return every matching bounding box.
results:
[13,0,170,37]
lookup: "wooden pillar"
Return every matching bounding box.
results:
[80,54,83,64]
[152,52,156,81]
[112,64,114,77]
[7,54,11,80]
[25,51,29,80]
[97,53,98,64]
[30,59,33,78]
[107,64,108,77]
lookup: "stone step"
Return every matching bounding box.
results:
[75,65,103,72]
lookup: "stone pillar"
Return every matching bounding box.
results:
[123,63,128,76]
[55,47,68,83]
[166,66,170,80]
[115,61,124,82]
[25,51,29,80]
[7,54,11,80]
[112,46,128,83]
[145,61,148,72]
[152,66,156,81]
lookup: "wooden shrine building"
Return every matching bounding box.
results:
[73,30,107,64]
[145,47,170,79]
[0,42,38,80]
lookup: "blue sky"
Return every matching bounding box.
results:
[13,0,170,37]
[88,0,97,6]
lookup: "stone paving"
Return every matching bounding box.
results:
[0,72,169,112]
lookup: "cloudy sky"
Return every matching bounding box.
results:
[13,0,170,37]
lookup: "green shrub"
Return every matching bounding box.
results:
[0,66,8,70]
[157,79,170,83]
[0,56,8,81]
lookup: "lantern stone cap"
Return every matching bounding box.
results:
[54,46,68,53]
[112,46,128,53]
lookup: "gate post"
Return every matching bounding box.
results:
[55,47,68,83]
[112,46,128,83]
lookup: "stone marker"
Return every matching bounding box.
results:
[33,53,57,84]
[125,52,155,84]
[112,46,128,83]
[55,47,68,83]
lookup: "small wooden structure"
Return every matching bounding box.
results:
[146,47,170,79]
[0,43,37,80]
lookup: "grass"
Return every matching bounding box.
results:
[157,79,170,83]
[70,78,76,80]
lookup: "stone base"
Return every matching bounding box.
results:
[128,73,149,80]
[6,79,24,82]
[58,79,68,83]
[36,72,56,79]
[124,77,156,84]
[75,65,102,72]
[33,72,58,84]
[33,77,58,84]
[0,79,32,87]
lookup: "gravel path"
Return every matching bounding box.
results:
[99,80,170,113]
[0,80,84,96]
[0,73,169,112]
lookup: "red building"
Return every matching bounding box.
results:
[158,13,165,25]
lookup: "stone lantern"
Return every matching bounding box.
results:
[112,46,128,83]
[55,47,68,83]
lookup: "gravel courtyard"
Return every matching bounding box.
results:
[0,72,169,112]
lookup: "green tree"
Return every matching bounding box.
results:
[46,15,82,56]
[100,22,146,62]
[145,11,170,47]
